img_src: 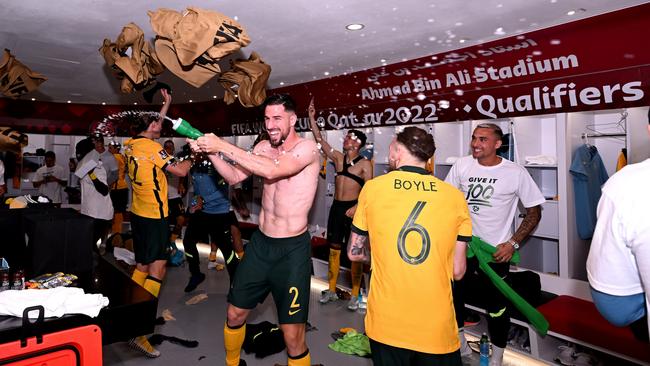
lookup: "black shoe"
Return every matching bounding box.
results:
[184,273,206,292]
[239,360,247,366]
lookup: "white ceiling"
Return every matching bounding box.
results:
[1,0,647,105]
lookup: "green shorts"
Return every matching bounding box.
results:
[227,230,311,324]
[131,213,170,265]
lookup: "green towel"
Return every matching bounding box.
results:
[467,236,549,336]
[328,330,371,357]
[466,235,520,264]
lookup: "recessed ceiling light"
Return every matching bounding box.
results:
[189,100,193,103]
[279,81,285,86]
[67,100,71,103]
[133,102,137,105]
[31,97,35,101]
[101,102,106,105]
[213,95,217,99]
[323,72,330,76]
[346,23,364,31]
[567,10,576,15]
[459,38,468,43]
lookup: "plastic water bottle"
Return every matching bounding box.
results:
[357,289,367,314]
[480,333,490,366]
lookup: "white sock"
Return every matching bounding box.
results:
[458,328,472,356]
[490,345,505,366]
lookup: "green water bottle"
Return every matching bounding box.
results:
[167,116,204,139]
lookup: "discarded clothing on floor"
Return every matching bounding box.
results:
[243,321,285,358]
[219,51,271,107]
[149,7,250,88]
[328,329,371,357]
[148,333,198,348]
[0,49,47,98]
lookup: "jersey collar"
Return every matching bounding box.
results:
[397,166,429,175]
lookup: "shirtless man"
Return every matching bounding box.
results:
[191,94,320,366]
[308,98,373,310]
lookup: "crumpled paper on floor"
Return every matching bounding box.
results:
[185,293,208,305]
[162,309,176,321]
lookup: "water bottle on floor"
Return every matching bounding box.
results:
[480,332,490,366]
[357,289,367,314]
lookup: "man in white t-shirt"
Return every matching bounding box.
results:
[76,138,114,251]
[587,119,650,341]
[445,123,544,366]
[164,140,187,244]
[32,151,67,204]
[0,157,6,199]
[91,135,119,187]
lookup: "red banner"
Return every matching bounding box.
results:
[1,3,649,136]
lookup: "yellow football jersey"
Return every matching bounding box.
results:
[352,166,471,354]
[123,137,173,219]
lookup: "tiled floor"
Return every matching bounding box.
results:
[102,244,546,366]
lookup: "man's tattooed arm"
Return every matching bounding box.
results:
[348,232,370,263]
[512,205,542,244]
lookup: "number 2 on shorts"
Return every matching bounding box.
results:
[288,287,301,315]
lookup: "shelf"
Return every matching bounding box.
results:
[524,164,557,168]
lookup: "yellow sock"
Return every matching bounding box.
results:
[131,269,147,286]
[351,261,364,297]
[288,350,311,366]
[112,213,123,234]
[328,248,341,292]
[170,233,178,244]
[209,251,217,262]
[236,251,245,259]
[224,322,246,366]
[143,276,162,297]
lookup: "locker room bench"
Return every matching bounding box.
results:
[537,295,650,364]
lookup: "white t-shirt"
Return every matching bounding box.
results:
[587,158,650,297]
[166,172,181,199]
[32,164,67,203]
[445,155,545,246]
[79,161,114,220]
[0,159,5,186]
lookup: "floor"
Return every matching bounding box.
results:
[102,244,546,366]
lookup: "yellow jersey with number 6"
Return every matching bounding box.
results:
[352,166,471,354]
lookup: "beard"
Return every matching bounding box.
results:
[388,158,397,171]
[268,129,288,147]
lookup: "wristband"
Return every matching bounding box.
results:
[89,172,97,180]
[507,239,520,250]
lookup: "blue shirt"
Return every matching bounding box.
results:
[570,144,608,240]
[191,166,230,215]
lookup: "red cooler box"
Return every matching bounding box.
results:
[0,306,102,365]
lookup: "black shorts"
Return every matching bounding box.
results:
[326,199,357,246]
[227,230,311,324]
[110,188,128,213]
[168,197,185,222]
[131,213,170,265]
[369,339,462,366]
[227,210,239,227]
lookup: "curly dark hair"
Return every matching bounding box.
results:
[395,126,436,162]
